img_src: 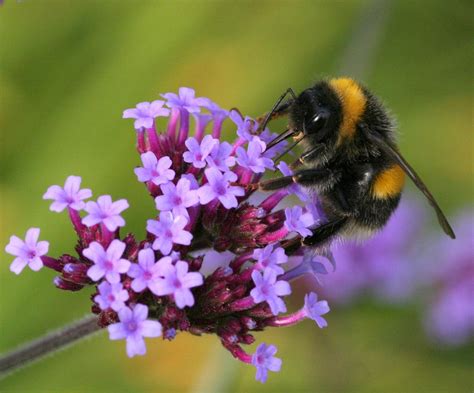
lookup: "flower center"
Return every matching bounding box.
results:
[173,196,182,205]
[126,321,138,333]
[104,260,114,270]
[107,294,116,302]
[144,270,153,280]
[165,229,173,239]
[214,183,226,196]
[173,278,182,289]
[27,250,37,259]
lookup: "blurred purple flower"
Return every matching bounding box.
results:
[252,343,282,383]
[303,292,330,328]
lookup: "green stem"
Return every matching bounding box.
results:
[0,314,102,379]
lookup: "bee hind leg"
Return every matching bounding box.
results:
[252,168,333,191]
[303,216,348,247]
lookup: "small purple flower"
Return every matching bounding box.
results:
[252,343,282,383]
[260,129,289,159]
[108,304,162,358]
[197,167,244,209]
[183,135,218,168]
[161,87,208,113]
[128,248,164,293]
[153,260,203,308]
[83,240,131,283]
[303,292,330,328]
[154,178,199,218]
[206,141,236,172]
[236,137,274,173]
[134,152,175,186]
[123,100,170,130]
[82,195,129,232]
[5,228,49,274]
[277,162,308,202]
[284,206,314,237]
[94,281,129,312]
[253,244,288,275]
[251,268,291,315]
[229,110,258,141]
[146,212,192,255]
[203,100,229,122]
[43,175,92,212]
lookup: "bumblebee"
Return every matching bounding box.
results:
[255,77,455,246]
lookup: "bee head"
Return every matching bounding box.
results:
[289,81,343,151]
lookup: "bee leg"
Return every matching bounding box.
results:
[299,144,325,164]
[255,168,332,191]
[303,216,348,246]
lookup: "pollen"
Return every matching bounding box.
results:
[329,77,367,142]
[372,165,406,198]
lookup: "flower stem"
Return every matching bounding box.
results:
[0,314,102,379]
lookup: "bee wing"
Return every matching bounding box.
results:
[365,130,455,239]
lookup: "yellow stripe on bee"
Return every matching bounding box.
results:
[329,78,367,142]
[372,165,406,199]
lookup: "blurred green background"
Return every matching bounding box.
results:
[0,0,472,392]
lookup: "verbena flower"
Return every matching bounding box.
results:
[5,228,49,274]
[4,87,333,383]
[43,175,92,212]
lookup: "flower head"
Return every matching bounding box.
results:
[108,304,162,357]
[161,87,208,113]
[94,281,129,311]
[123,100,170,130]
[43,176,92,212]
[197,167,244,209]
[252,343,282,383]
[83,240,131,283]
[5,228,49,274]
[152,260,203,308]
[134,152,175,186]
[250,268,291,315]
[303,292,330,328]
[82,195,129,232]
[154,178,199,218]
[183,135,218,168]
[236,137,274,173]
[146,212,192,255]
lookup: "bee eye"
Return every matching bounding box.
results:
[307,111,329,134]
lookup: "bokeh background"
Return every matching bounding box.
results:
[0,0,472,392]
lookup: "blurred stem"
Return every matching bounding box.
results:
[0,315,101,379]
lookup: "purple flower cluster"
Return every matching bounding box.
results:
[4,88,330,383]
